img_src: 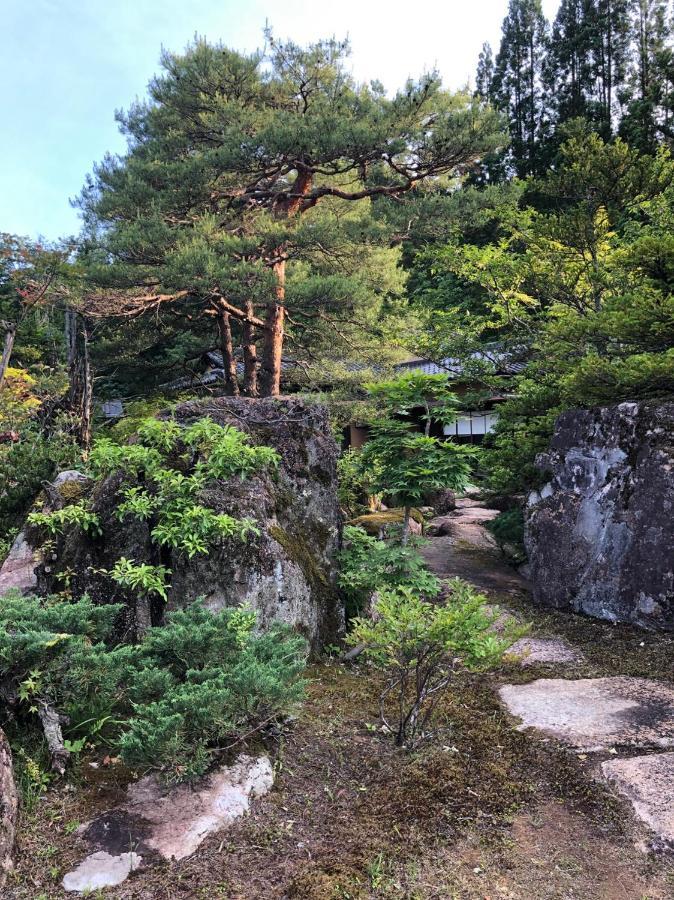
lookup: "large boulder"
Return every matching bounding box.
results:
[525,400,674,630]
[35,397,344,653]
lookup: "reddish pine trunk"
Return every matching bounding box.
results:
[259,170,313,397]
[242,301,258,397]
[259,259,286,397]
[216,307,239,396]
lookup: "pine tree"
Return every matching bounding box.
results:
[475,42,495,101]
[79,33,503,397]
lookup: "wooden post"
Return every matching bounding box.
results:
[0,728,17,890]
[66,309,93,451]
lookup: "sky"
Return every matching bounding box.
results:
[1,0,559,241]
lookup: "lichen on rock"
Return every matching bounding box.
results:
[525,400,674,630]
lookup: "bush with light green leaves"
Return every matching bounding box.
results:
[348,578,521,750]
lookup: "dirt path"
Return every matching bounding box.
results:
[418,494,674,900]
[420,497,528,596]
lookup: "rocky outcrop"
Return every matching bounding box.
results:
[32,398,344,652]
[525,401,674,630]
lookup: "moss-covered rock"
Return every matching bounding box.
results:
[36,398,345,654]
[348,508,424,538]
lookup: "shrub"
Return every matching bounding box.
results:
[338,525,439,618]
[485,507,526,564]
[337,448,374,518]
[348,579,520,749]
[0,592,307,781]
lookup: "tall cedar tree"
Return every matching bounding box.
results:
[620,0,674,151]
[491,0,550,176]
[78,33,503,396]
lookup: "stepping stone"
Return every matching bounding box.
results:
[498,677,674,752]
[508,637,584,667]
[602,753,674,849]
[62,754,273,891]
[62,851,141,893]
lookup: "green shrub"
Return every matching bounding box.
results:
[0,417,80,555]
[348,579,520,749]
[0,592,307,782]
[338,525,439,618]
[337,448,374,518]
[27,501,101,537]
[485,508,526,564]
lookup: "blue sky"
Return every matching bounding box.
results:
[2,0,558,241]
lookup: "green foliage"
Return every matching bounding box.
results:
[109,558,170,601]
[337,448,374,518]
[0,592,307,781]
[92,416,272,566]
[348,579,520,749]
[356,374,475,543]
[338,525,439,618]
[365,371,460,433]
[0,417,81,558]
[485,507,526,563]
[27,501,101,538]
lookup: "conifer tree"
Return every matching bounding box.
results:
[79,32,502,397]
[620,0,674,151]
[491,0,550,176]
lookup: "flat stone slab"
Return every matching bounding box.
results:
[63,755,273,891]
[498,677,674,752]
[602,753,674,848]
[62,851,141,893]
[508,637,584,667]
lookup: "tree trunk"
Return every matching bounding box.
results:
[216,307,239,396]
[66,309,93,451]
[258,171,313,398]
[37,701,70,775]
[0,323,16,391]
[259,259,286,397]
[401,505,412,546]
[0,728,17,890]
[242,301,258,397]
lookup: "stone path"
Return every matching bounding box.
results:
[423,493,674,853]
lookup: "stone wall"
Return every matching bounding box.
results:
[525,401,674,630]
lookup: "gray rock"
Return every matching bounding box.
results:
[602,752,674,849]
[525,401,674,630]
[39,398,344,652]
[508,637,584,667]
[62,851,141,893]
[76,754,273,866]
[498,677,674,752]
[0,531,40,596]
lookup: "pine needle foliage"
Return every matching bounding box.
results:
[0,592,307,781]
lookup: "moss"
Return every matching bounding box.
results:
[56,479,91,504]
[269,524,329,590]
[348,507,424,536]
